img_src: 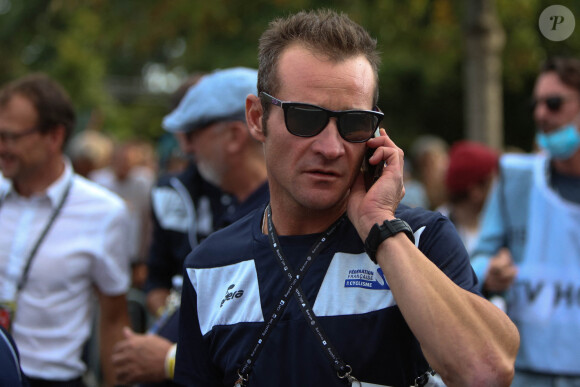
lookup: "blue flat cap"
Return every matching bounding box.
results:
[163,67,258,133]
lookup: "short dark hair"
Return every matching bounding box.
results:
[257,9,381,121]
[0,73,76,147]
[540,57,580,94]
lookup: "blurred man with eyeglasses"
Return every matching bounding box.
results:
[174,10,518,387]
[471,57,580,386]
[0,73,132,387]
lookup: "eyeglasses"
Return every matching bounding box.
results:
[531,95,575,113]
[260,92,384,143]
[0,127,39,145]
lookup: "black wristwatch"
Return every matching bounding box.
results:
[364,219,415,263]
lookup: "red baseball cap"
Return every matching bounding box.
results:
[445,140,499,195]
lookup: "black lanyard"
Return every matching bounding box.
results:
[0,177,73,294]
[235,204,353,386]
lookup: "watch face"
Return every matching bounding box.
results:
[385,219,414,244]
[365,219,414,263]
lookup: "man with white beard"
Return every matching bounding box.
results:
[112,67,269,386]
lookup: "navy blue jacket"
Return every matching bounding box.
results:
[0,326,28,386]
[176,204,479,386]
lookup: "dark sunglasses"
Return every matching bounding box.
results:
[530,96,571,113]
[260,92,384,143]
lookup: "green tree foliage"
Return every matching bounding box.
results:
[1,0,579,152]
[499,0,580,151]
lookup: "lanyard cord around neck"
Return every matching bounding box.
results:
[18,178,73,292]
[0,177,73,294]
[235,204,353,386]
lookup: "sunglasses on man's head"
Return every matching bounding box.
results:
[530,95,571,113]
[260,92,384,143]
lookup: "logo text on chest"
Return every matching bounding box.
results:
[220,284,244,308]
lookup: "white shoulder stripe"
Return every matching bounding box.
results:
[151,186,189,232]
[187,260,264,335]
[414,226,426,247]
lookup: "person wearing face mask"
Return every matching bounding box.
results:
[471,57,580,387]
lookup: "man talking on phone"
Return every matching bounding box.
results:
[175,9,519,387]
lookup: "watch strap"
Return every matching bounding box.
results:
[364,219,415,263]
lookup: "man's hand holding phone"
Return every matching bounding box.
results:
[348,128,406,241]
[362,145,383,191]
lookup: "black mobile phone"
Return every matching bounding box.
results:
[362,146,383,190]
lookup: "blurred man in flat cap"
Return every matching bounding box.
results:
[112,67,269,387]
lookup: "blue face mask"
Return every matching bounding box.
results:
[536,124,580,160]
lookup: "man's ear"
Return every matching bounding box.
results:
[246,94,266,143]
[48,124,67,152]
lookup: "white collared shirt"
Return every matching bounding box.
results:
[0,158,131,379]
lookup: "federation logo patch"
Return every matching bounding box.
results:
[344,267,390,290]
